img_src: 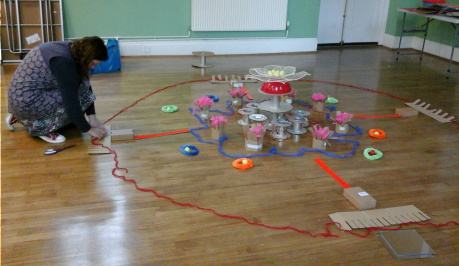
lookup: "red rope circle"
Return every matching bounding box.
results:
[93,78,458,238]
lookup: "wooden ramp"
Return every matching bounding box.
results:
[405,99,455,123]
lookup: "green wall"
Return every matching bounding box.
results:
[386,0,459,45]
[63,0,320,39]
[385,0,420,36]
[63,0,190,37]
[425,0,459,45]
[63,0,455,46]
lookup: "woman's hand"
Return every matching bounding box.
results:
[87,127,107,140]
[87,115,108,136]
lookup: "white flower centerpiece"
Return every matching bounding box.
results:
[246,65,310,84]
[245,65,310,130]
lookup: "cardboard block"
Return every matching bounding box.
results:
[395,107,419,117]
[343,187,377,210]
[211,126,224,139]
[111,129,134,141]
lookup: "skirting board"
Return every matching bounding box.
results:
[382,33,459,63]
[119,38,317,56]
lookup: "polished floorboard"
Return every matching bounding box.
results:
[1,46,458,265]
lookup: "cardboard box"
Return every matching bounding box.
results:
[313,101,324,112]
[211,125,224,139]
[111,129,134,141]
[312,138,327,150]
[343,187,376,210]
[245,139,263,151]
[395,107,419,117]
[310,110,325,123]
[242,124,265,151]
[335,123,349,134]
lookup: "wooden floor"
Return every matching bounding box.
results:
[1,46,458,265]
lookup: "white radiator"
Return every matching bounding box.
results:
[191,0,288,31]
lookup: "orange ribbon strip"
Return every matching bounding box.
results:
[314,158,351,189]
[241,86,254,100]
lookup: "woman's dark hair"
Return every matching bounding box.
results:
[70,36,108,80]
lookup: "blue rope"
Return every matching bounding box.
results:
[243,99,270,104]
[209,100,234,115]
[187,104,361,159]
[292,99,336,112]
[206,94,219,102]
[180,144,199,156]
[188,108,217,144]
[292,99,312,108]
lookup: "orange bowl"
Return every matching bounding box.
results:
[232,158,253,170]
[260,82,292,95]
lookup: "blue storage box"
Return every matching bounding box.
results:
[93,38,121,74]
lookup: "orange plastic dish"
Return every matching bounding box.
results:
[369,129,386,139]
[232,158,253,170]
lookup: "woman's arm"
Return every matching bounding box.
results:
[49,56,92,133]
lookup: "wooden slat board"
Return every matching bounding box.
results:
[211,74,258,84]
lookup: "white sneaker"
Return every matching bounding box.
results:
[39,132,66,143]
[5,113,18,130]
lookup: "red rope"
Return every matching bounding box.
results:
[93,79,458,238]
[91,139,459,238]
[299,79,412,102]
[103,79,209,124]
[91,139,339,238]
[134,129,190,140]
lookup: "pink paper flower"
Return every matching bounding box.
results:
[311,93,326,102]
[287,89,297,98]
[333,112,353,125]
[249,124,265,138]
[194,96,214,109]
[228,88,247,98]
[193,96,214,114]
[312,124,332,140]
[210,116,228,129]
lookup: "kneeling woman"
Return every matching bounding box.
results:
[6,36,109,143]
